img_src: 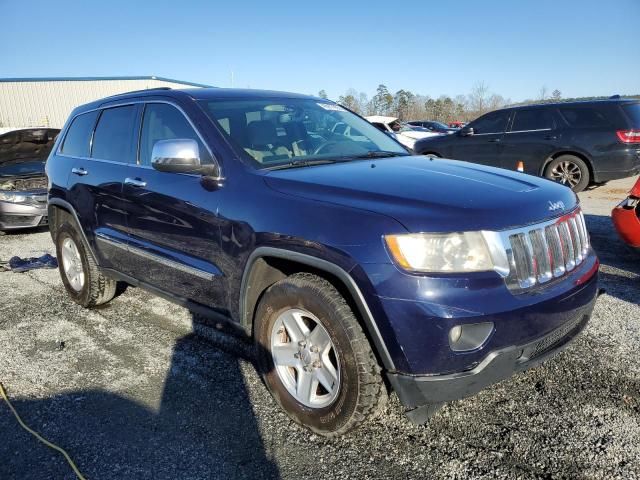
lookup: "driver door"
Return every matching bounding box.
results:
[448,110,511,167]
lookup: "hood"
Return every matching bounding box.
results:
[263,156,578,233]
[0,159,46,178]
[0,128,60,171]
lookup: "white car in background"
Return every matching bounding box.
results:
[365,115,441,150]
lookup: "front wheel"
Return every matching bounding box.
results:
[544,155,590,192]
[254,273,386,437]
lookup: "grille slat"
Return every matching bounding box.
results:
[507,210,589,291]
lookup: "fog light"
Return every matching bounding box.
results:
[448,322,494,352]
[449,326,462,344]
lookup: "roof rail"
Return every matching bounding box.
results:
[101,86,172,100]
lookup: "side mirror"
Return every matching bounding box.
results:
[459,126,474,137]
[151,139,202,173]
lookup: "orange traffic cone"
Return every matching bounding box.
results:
[516,161,524,172]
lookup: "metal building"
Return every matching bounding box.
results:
[0,76,212,129]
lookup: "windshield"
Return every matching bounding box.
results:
[199,98,407,168]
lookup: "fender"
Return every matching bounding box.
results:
[47,198,99,263]
[239,247,396,371]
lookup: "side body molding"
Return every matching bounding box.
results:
[240,247,396,371]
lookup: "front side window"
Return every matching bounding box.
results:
[470,111,510,134]
[510,109,553,132]
[200,98,407,168]
[60,111,99,157]
[139,103,212,166]
[91,106,138,163]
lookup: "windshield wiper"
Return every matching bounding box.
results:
[349,151,408,159]
[264,159,337,171]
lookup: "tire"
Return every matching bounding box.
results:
[55,222,117,308]
[254,273,387,437]
[544,155,590,192]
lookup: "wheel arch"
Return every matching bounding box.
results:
[48,199,98,262]
[239,247,395,370]
[540,150,594,184]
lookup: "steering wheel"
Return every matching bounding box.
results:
[313,141,340,155]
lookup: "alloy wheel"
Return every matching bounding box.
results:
[270,308,341,408]
[550,161,582,188]
[61,237,85,291]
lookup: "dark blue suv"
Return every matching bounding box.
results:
[46,88,599,436]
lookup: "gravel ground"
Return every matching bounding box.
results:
[1,177,639,480]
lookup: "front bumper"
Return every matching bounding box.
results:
[612,197,640,248]
[0,200,48,230]
[387,300,593,408]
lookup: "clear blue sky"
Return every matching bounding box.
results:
[1,0,638,102]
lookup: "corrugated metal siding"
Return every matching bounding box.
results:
[0,79,203,128]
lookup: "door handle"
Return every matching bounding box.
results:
[545,135,558,140]
[124,177,147,188]
[487,138,501,143]
[71,167,88,176]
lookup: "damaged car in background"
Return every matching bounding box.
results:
[0,128,60,231]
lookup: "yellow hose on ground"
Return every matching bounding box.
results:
[0,382,87,480]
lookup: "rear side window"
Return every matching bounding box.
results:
[139,103,212,167]
[470,110,510,134]
[91,105,138,163]
[559,107,610,128]
[60,111,99,157]
[622,103,640,127]
[510,109,553,131]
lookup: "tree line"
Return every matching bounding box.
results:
[319,83,639,124]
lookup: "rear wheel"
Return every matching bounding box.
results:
[254,273,386,436]
[55,223,117,308]
[544,155,590,192]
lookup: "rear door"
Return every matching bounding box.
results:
[66,104,141,271]
[501,108,558,173]
[448,110,510,166]
[120,102,227,309]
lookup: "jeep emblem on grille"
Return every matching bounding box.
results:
[548,200,565,212]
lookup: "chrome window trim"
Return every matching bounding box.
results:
[95,232,216,281]
[506,128,553,134]
[469,132,506,136]
[56,99,221,176]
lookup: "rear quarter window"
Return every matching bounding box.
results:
[621,103,640,127]
[60,111,99,157]
[559,107,610,128]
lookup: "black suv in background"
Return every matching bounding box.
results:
[413,98,640,192]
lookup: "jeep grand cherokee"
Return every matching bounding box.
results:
[46,88,599,436]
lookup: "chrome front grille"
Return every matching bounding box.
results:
[504,209,590,291]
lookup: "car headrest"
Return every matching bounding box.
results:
[283,121,308,141]
[247,120,278,147]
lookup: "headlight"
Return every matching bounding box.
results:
[0,192,27,203]
[385,232,498,273]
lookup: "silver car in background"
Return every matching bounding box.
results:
[0,128,59,231]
